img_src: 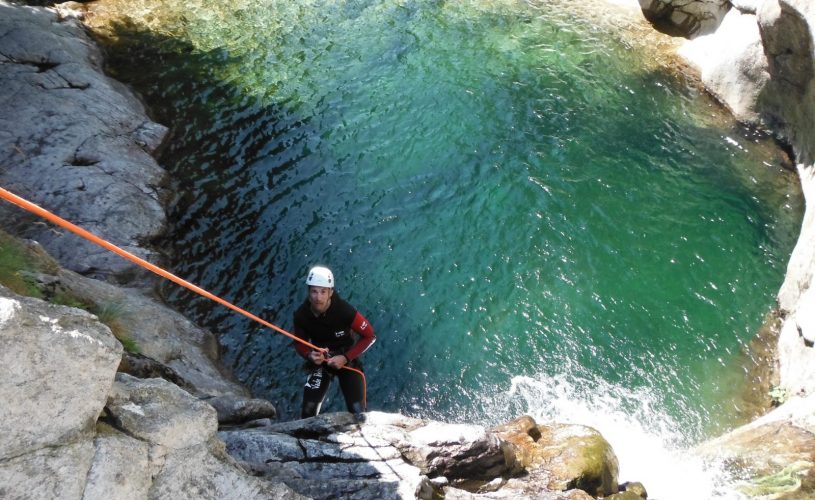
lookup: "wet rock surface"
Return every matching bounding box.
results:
[0,0,168,282]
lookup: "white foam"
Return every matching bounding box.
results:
[507,374,745,499]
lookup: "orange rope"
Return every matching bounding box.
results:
[0,186,366,411]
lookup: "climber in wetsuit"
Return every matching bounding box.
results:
[293,266,376,418]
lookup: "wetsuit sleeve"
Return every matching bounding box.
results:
[343,311,376,361]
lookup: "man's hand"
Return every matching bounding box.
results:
[308,350,327,365]
[326,354,348,369]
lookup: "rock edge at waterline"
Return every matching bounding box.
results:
[648,0,815,497]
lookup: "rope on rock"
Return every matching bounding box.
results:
[0,185,366,411]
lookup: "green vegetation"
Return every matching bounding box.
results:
[92,301,140,354]
[0,230,45,298]
[0,229,139,353]
[738,461,813,497]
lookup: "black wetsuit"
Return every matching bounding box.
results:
[293,294,375,418]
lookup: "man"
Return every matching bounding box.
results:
[293,265,376,418]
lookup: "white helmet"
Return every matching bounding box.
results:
[305,266,334,288]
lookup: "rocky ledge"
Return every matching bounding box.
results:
[0,280,638,499]
[0,287,296,499]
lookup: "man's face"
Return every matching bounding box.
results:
[309,285,334,314]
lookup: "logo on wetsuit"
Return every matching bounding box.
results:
[305,367,324,389]
[334,330,345,338]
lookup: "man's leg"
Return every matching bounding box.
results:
[337,364,366,415]
[302,365,332,418]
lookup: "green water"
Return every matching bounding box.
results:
[98,0,801,443]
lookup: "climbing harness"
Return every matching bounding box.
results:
[0,186,366,411]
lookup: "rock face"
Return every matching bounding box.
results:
[494,416,620,497]
[639,0,731,37]
[679,0,815,401]
[678,0,815,154]
[0,285,121,498]
[0,285,122,460]
[35,266,249,397]
[0,284,303,499]
[219,412,621,499]
[758,0,815,160]
[0,1,168,282]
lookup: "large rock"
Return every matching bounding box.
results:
[83,424,152,500]
[220,412,623,499]
[106,374,218,449]
[0,284,119,499]
[0,1,168,282]
[777,284,815,398]
[493,416,620,497]
[678,7,769,122]
[37,266,248,397]
[102,375,304,499]
[779,164,815,318]
[639,0,731,37]
[678,0,815,160]
[0,285,121,459]
[696,395,815,497]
